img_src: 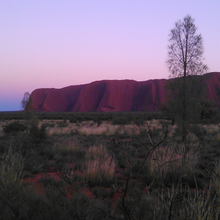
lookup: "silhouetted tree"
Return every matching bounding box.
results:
[21,92,33,123]
[166,15,208,142]
[21,92,31,110]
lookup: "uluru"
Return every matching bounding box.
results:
[29,72,220,112]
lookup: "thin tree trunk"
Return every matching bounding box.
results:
[182,62,187,143]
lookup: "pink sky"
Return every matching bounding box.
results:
[1,0,220,111]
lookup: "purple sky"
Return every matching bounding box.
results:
[1,1,220,111]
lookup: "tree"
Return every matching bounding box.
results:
[21,92,31,111]
[166,15,208,142]
[21,92,33,123]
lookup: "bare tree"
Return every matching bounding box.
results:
[167,15,208,142]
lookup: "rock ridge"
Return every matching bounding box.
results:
[29,72,220,112]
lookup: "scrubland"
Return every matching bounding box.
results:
[1,112,220,219]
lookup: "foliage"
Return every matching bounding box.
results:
[165,76,210,124]
[3,121,27,135]
[167,15,208,77]
[28,119,47,146]
[0,146,28,219]
[111,116,129,125]
[166,15,208,142]
[91,186,115,200]
[21,92,31,111]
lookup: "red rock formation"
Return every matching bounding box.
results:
[205,72,220,106]
[29,72,220,112]
[31,85,83,112]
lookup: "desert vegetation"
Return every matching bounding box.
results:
[0,111,220,220]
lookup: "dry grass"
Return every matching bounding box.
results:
[1,119,220,137]
[51,137,84,156]
[83,144,116,185]
[213,161,220,195]
[46,121,139,136]
[2,117,220,219]
[203,124,220,134]
[150,143,199,180]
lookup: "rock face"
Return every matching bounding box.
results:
[30,72,220,112]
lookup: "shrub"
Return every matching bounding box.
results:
[3,121,27,134]
[149,144,200,187]
[29,123,47,145]
[38,176,64,187]
[111,116,128,125]
[41,122,55,128]
[133,117,145,126]
[91,186,115,199]
[114,188,158,219]
[197,140,220,178]
[189,124,207,137]
[213,161,220,196]
[0,146,27,219]
[93,115,103,126]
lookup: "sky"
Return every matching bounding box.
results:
[1,1,220,111]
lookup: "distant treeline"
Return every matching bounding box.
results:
[0,111,166,122]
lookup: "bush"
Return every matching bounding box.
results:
[133,116,145,126]
[111,116,128,125]
[0,146,27,219]
[91,186,115,199]
[38,176,64,187]
[93,115,103,126]
[69,115,78,123]
[189,124,207,138]
[29,123,47,145]
[3,121,27,134]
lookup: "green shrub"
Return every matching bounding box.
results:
[197,141,220,181]
[93,115,103,126]
[41,122,55,128]
[38,176,64,187]
[114,188,158,219]
[29,123,47,145]
[189,124,207,138]
[3,121,27,134]
[133,116,145,126]
[0,146,28,219]
[69,115,78,123]
[91,186,115,199]
[111,116,128,125]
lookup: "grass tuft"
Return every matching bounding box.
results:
[83,144,116,186]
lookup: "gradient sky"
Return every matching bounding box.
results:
[1,0,220,111]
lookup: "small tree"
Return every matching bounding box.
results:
[166,15,208,142]
[21,92,31,111]
[21,92,33,125]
